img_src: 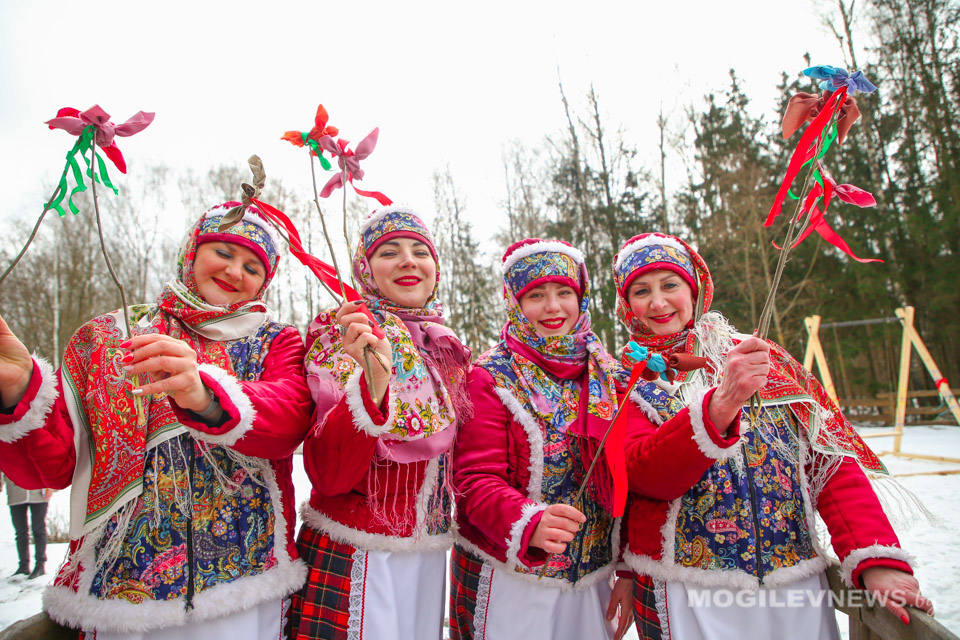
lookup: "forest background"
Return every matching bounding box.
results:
[1,0,957,403]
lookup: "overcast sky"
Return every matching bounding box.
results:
[0,0,861,248]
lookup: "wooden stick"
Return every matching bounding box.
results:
[537,372,642,579]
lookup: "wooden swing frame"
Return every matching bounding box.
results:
[803,306,960,476]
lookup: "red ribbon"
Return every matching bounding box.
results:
[605,364,646,517]
[766,88,848,227]
[251,198,385,338]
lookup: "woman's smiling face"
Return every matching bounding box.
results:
[626,269,694,335]
[369,237,436,308]
[519,282,580,337]
[192,241,266,305]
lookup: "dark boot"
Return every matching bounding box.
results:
[10,504,30,576]
[27,563,44,579]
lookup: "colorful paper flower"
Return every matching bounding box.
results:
[781,91,861,144]
[46,105,154,174]
[317,129,392,206]
[281,104,339,168]
[803,65,877,94]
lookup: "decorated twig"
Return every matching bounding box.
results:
[0,107,153,289]
[538,344,706,579]
[3,106,155,421]
[750,66,882,420]
[281,106,396,402]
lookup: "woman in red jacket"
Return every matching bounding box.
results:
[289,205,471,640]
[450,239,638,640]
[0,201,313,639]
[612,232,933,640]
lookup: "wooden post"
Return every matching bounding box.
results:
[803,315,840,406]
[893,306,914,454]
[895,307,960,428]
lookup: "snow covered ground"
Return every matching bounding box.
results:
[1,424,957,636]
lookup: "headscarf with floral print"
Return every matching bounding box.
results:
[612,231,886,474]
[614,232,713,361]
[305,206,470,447]
[478,239,621,450]
[157,201,281,341]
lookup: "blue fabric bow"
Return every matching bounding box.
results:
[803,65,877,94]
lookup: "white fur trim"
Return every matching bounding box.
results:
[614,234,690,271]
[0,356,58,443]
[299,502,453,553]
[492,387,544,498]
[43,560,306,633]
[623,549,829,591]
[689,387,742,461]
[360,204,421,233]
[501,241,585,274]
[504,501,548,567]
[629,387,665,426]
[186,364,256,447]
[344,369,395,437]
[455,535,617,593]
[839,544,916,587]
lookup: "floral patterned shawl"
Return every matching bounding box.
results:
[612,231,886,474]
[64,202,286,536]
[305,206,469,452]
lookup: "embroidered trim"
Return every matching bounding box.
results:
[299,503,453,553]
[839,544,916,587]
[653,578,670,640]
[614,235,690,271]
[186,364,256,447]
[344,369,395,437]
[492,387,544,498]
[473,561,494,639]
[629,387,665,426]
[689,387,741,461]
[504,501,548,567]
[501,241,585,274]
[346,548,366,640]
[0,356,58,443]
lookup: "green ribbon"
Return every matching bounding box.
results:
[47,126,119,216]
[787,122,838,202]
[302,132,332,171]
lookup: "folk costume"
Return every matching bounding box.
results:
[291,206,470,640]
[450,239,625,640]
[613,232,914,640]
[0,203,313,639]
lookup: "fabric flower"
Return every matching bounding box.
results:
[781,91,861,144]
[317,129,392,205]
[803,65,877,94]
[46,105,155,174]
[281,104,339,161]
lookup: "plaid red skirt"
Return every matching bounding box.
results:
[287,525,357,640]
[449,544,486,640]
[633,573,664,640]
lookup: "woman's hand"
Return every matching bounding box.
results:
[121,334,213,413]
[0,315,35,407]
[529,504,586,555]
[606,576,635,640]
[335,301,392,405]
[861,566,934,624]
[708,336,770,432]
